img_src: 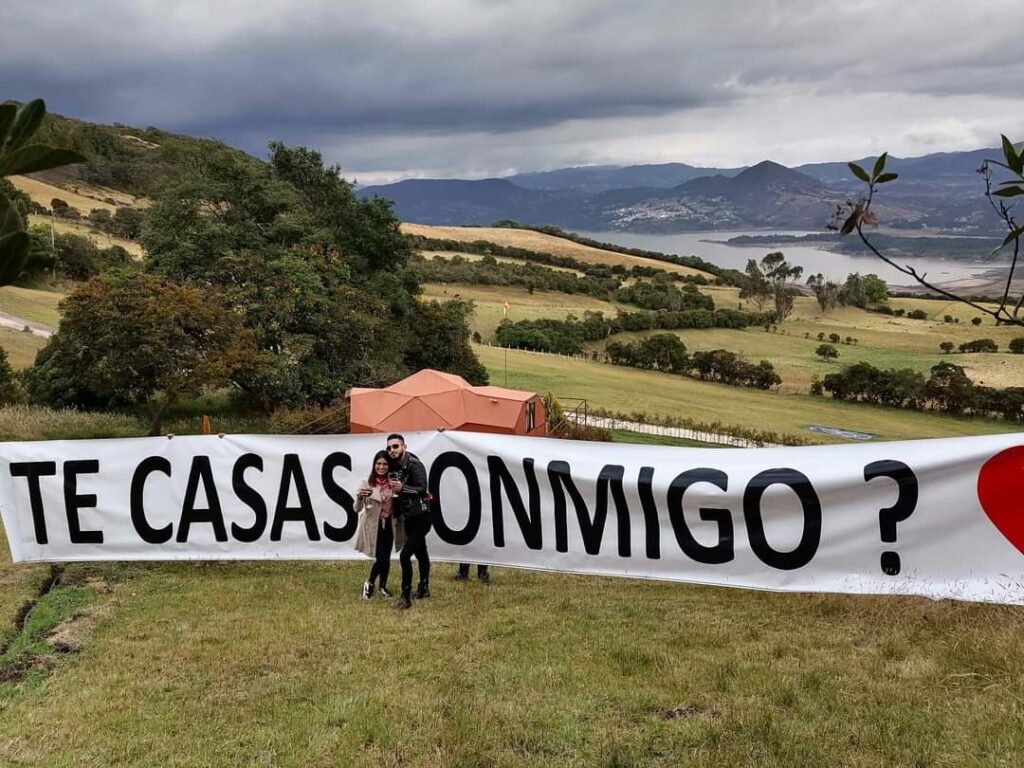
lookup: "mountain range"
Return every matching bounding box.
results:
[360,148,1005,234]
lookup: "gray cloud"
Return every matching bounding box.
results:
[5,0,1024,179]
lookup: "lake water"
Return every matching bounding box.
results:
[574,230,996,287]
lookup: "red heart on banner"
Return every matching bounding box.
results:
[977,446,1024,556]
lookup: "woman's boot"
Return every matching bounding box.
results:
[397,589,412,610]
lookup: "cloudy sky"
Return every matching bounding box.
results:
[5,0,1024,183]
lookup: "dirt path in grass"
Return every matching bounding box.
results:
[0,312,53,339]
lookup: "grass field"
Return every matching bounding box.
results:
[476,345,1019,444]
[403,223,712,279]
[0,402,1020,764]
[0,556,1022,766]
[446,280,1024,393]
[422,282,627,340]
[0,284,64,329]
[9,174,145,213]
[0,328,47,369]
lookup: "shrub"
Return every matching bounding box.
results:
[1010,337,1024,354]
[939,341,955,354]
[907,309,928,320]
[971,317,983,326]
[815,344,839,360]
[959,338,998,353]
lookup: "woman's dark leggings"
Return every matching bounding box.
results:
[400,514,432,593]
[367,517,394,589]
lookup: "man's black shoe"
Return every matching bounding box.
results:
[415,581,431,599]
[397,590,412,610]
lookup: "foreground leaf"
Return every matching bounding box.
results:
[848,163,871,183]
[0,145,86,178]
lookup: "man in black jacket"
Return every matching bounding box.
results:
[386,433,432,609]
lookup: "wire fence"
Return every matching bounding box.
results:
[573,414,782,448]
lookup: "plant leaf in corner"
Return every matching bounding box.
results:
[848,163,871,183]
[872,152,888,179]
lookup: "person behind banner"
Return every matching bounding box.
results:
[386,433,431,610]
[456,563,491,583]
[355,450,406,600]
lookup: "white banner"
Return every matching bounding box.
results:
[1,431,1022,604]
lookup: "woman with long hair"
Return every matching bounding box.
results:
[354,450,405,599]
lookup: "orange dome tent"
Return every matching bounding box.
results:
[348,369,546,436]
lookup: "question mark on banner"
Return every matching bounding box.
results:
[864,460,919,575]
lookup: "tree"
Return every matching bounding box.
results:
[0,100,85,284]
[807,273,841,312]
[51,232,132,280]
[835,142,1024,327]
[140,143,482,407]
[925,362,975,415]
[636,334,688,373]
[940,341,955,354]
[1010,337,1024,354]
[110,206,144,239]
[861,273,889,304]
[971,317,983,326]
[27,271,263,434]
[267,142,411,274]
[815,344,839,360]
[404,300,488,385]
[760,252,803,322]
[959,338,999,353]
[50,198,78,219]
[87,208,112,229]
[0,348,18,404]
[739,258,772,312]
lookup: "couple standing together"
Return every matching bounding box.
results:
[354,433,432,610]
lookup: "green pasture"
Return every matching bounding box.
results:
[0,556,1022,766]
[421,282,627,340]
[0,328,47,370]
[0,285,64,329]
[476,345,1019,444]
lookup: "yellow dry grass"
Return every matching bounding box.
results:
[403,223,711,278]
[9,175,146,214]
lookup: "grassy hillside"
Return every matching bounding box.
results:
[476,345,1018,443]
[0,550,1022,765]
[0,328,47,369]
[404,223,713,278]
[422,283,627,339]
[8,174,144,213]
[30,111,256,199]
[0,284,64,328]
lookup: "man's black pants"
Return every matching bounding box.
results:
[400,513,432,593]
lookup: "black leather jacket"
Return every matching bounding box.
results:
[394,451,428,516]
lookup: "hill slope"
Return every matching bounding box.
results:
[402,223,713,277]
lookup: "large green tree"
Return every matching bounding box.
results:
[27,271,263,433]
[139,142,482,408]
